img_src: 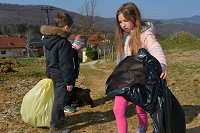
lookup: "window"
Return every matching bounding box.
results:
[1,50,6,55]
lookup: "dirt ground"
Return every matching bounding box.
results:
[0,56,200,133]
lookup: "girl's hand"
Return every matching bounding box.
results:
[160,71,167,79]
[160,66,167,79]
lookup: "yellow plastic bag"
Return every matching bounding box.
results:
[20,78,54,127]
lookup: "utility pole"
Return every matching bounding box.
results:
[40,6,53,25]
[40,6,53,57]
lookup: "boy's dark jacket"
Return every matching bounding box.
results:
[106,48,185,133]
[73,49,80,78]
[40,25,76,86]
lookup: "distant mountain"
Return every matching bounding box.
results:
[155,22,200,37]
[0,3,65,25]
[0,3,114,31]
[111,16,200,37]
[0,3,199,38]
[158,15,200,24]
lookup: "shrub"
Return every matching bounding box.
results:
[85,48,98,60]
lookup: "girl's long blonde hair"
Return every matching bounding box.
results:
[115,2,142,57]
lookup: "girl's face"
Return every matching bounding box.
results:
[118,13,134,34]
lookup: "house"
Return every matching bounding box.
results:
[68,33,77,43]
[88,34,104,47]
[68,33,108,62]
[0,34,26,58]
[28,37,44,57]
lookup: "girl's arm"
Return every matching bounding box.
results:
[141,23,167,79]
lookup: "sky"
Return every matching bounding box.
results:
[0,0,200,19]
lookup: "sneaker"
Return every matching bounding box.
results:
[136,125,147,133]
[49,126,70,133]
[64,106,76,113]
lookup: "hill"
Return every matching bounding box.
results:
[155,22,200,38]
[158,15,200,24]
[0,3,200,37]
[0,3,114,31]
[161,32,200,51]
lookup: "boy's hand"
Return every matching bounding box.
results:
[66,85,73,92]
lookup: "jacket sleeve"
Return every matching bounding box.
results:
[44,49,51,78]
[58,40,75,86]
[45,62,51,78]
[141,23,167,69]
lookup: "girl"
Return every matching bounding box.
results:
[113,2,167,133]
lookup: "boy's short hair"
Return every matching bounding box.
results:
[54,13,73,28]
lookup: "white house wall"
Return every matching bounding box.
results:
[0,49,25,57]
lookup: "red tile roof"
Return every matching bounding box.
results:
[88,34,104,41]
[68,34,77,40]
[0,35,26,49]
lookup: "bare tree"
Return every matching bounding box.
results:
[25,26,32,58]
[25,25,39,58]
[78,0,97,31]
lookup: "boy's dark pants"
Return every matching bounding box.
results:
[50,82,67,128]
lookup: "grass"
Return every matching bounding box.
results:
[0,58,46,79]
[161,32,200,51]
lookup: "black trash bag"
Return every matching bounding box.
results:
[161,80,186,133]
[105,48,185,133]
[106,48,162,114]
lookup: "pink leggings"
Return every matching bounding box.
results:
[113,96,148,133]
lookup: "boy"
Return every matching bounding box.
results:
[41,13,75,133]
